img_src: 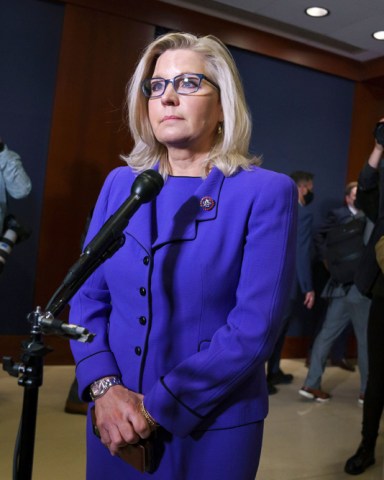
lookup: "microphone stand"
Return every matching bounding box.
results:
[2,311,95,480]
[2,221,128,480]
[2,229,125,480]
[3,306,94,480]
[2,169,164,480]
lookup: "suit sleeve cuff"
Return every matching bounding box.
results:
[144,378,203,437]
[74,350,121,401]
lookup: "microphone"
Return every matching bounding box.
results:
[45,169,164,317]
[64,168,163,286]
[38,310,96,343]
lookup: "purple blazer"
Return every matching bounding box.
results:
[70,164,297,439]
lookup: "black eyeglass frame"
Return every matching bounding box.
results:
[141,73,220,98]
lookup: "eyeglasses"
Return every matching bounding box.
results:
[141,73,220,98]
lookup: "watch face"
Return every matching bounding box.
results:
[90,379,106,399]
[92,383,101,395]
[91,383,100,397]
[90,377,121,400]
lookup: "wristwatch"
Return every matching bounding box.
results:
[89,376,122,401]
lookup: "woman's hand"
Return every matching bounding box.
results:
[94,386,152,456]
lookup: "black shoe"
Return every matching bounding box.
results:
[267,369,293,385]
[344,445,375,475]
[267,381,278,395]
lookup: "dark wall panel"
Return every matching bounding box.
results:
[0,0,64,334]
[231,46,355,229]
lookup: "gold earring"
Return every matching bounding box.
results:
[218,123,223,135]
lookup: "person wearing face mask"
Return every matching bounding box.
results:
[69,32,297,480]
[302,186,314,206]
[299,182,371,403]
[266,171,315,393]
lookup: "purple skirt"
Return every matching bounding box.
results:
[85,410,263,480]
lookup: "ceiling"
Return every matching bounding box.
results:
[160,0,384,62]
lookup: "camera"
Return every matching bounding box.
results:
[373,122,384,146]
[0,215,31,273]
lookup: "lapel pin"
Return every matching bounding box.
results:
[200,196,216,211]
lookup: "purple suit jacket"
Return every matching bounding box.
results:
[70,164,297,438]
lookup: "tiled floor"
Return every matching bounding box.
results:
[0,359,383,479]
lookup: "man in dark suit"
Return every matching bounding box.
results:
[345,121,384,475]
[299,182,370,402]
[267,171,315,393]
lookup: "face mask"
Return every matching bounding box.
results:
[303,190,314,205]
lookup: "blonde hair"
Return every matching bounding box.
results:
[122,32,260,177]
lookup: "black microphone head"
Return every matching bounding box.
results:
[131,169,164,203]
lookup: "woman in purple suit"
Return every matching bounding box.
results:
[70,32,297,479]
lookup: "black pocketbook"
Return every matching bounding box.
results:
[91,407,155,473]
